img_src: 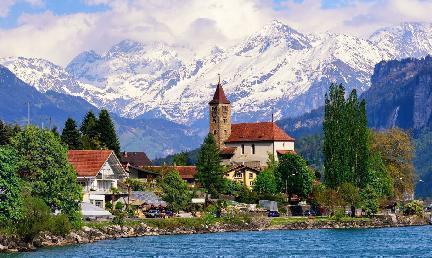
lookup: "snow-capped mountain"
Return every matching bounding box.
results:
[2,20,432,129]
[369,22,432,59]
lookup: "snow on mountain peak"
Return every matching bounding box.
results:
[2,22,432,129]
[369,22,432,59]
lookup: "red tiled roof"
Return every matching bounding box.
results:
[209,82,230,104]
[120,151,152,167]
[277,150,297,155]
[143,166,197,180]
[226,122,295,143]
[220,147,236,155]
[67,150,113,177]
[175,166,197,180]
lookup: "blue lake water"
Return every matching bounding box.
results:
[7,226,432,257]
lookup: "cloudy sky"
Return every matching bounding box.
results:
[1,0,432,66]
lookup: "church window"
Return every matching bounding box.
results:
[249,181,254,186]
[241,144,245,155]
[213,130,217,135]
[252,144,255,154]
[223,119,227,123]
[249,172,253,179]
[213,119,216,123]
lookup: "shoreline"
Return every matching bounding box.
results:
[0,215,428,252]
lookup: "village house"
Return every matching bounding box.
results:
[67,150,128,208]
[208,77,296,188]
[120,151,152,169]
[138,165,198,187]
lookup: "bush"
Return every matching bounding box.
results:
[112,211,126,226]
[105,201,113,210]
[403,200,424,216]
[16,196,51,241]
[48,214,72,237]
[115,202,124,210]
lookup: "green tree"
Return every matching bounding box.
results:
[339,182,360,217]
[61,118,82,149]
[276,153,314,199]
[160,170,191,212]
[366,152,394,199]
[97,110,120,156]
[253,169,277,195]
[0,120,13,146]
[370,128,415,201]
[12,126,82,221]
[172,151,189,166]
[195,133,225,201]
[80,111,100,149]
[360,186,379,217]
[0,147,22,221]
[323,84,369,188]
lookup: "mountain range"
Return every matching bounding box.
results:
[2,21,432,129]
[0,65,201,159]
[1,20,432,160]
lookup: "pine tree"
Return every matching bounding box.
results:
[195,133,225,201]
[80,111,99,139]
[0,120,12,145]
[80,111,100,150]
[97,109,120,156]
[61,118,82,149]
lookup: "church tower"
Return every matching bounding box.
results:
[209,75,231,149]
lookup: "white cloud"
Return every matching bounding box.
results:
[0,0,431,66]
[0,0,16,17]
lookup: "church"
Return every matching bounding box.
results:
[209,78,296,188]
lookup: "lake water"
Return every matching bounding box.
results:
[9,226,432,257]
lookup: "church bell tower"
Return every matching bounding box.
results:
[209,75,231,149]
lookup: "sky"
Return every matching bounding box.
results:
[0,0,432,66]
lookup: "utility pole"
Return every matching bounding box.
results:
[27,102,30,125]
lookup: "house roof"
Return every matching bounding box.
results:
[175,166,197,179]
[120,151,152,167]
[67,150,113,177]
[143,166,197,180]
[276,150,297,155]
[226,164,261,173]
[220,147,236,155]
[209,82,230,105]
[226,122,295,143]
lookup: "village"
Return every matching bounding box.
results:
[70,78,302,220]
[59,78,424,223]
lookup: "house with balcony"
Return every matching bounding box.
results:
[67,150,128,208]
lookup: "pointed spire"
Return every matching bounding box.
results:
[209,74,230,104]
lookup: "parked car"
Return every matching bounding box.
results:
[304,210,316,216]
[145,209,160,218]
[268,210,280,217]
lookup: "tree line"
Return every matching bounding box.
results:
[61,110,120,156]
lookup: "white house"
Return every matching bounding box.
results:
[68,150,128,208]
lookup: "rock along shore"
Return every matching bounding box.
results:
[0,215,428,253]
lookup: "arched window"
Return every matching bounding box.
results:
[252,144,255,154]
[213,130,217,135]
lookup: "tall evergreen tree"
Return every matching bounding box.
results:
[0,120,12,145]
[97,109,120,156]
[61,118,82,149]
[195,133,225,201]
[80,111,100,150]
[80,111,99,138]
